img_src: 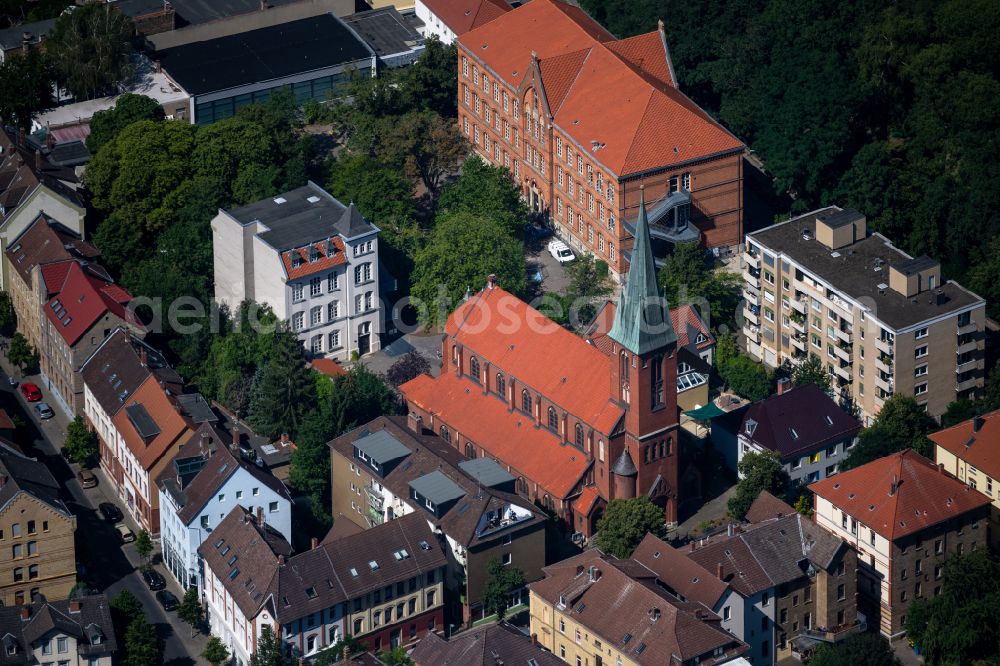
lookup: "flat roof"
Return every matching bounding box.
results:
[168,0,306,25]
[458,457,514,488]
[355,430,411,465]
[225,182,376,250]
[114,0,170,17]
[409,470,465,506]
[156,13,373,96]
[342,7,423,58]
[748,208,983,331]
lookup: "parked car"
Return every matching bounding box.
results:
[143,570,166,591]
[77,469,97,488]
[156,589,178,611]
[20,383,41,401]
[6,375,17,387]
[116,524,135,543]
[547,239,575,263]
[525,223,552,241]
[99,502,123,523]
[34,402,54,420]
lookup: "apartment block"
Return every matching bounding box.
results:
[743,206,986,423]
[810,450,991,638]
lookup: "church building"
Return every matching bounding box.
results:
[402,194,680,536]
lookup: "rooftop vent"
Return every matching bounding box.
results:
[306,195,320,203]
[802,229,813,241]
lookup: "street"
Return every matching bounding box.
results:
[0,358,205,665]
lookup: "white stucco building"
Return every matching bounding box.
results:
[157,422,291,591]
[211,182,383,360]
[414,0,511,44]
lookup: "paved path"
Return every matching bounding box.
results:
[360,331,444,378]
[0,356,205,665]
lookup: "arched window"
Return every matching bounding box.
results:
[470,356,480,382]
[465,443,476,459]
[547,407,558,431]
[651,355,665,408]
[644,445,651,463]
[575,424,584,449]
[598,440,605,462]
[666,437,673,456]
[439,425,450,443]
[451,345,458,364]
[521,389,532,413]
[496,373,506,397]
[518,477,528,493]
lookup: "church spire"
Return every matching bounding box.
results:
[607,188,677,355]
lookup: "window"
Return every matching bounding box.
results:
[57,637,67,653]
[915,383,927,395]
[310,306,322,327]
[496,373,505,397]
[292,312,304,331]
[13,567,22,581]
[328,273,339,292]
[292,284,304,302]
[915,327,928,339]
[269,502,279,513]
[547,407,558,431]
[27,521,35,534]
[915,344,928,358]
[470,356,480,382]
[521,389,532,413]
[723,606,731,621]
[329,330,341,349]
[328,301,340,321]
[310,335,323,354]
[575,423,585,448]
[310,277,322,296]
[915,364,928,377]
[11,544,21,558]
[355,263,373,284]
[502,552,512,565]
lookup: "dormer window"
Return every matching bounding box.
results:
[745,419,757,437]
[291,252,302,268]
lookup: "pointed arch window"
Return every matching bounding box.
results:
[465,443,476,459]
[651,355,665,408]
[470,356,480,383]
[439,425,450,443]
[575,424,585,449]
[547,407,558,432]
[521,389,532,414]
[496,373,506,398]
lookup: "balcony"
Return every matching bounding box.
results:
[790,296,808,315]
[791,334,807,352]
[743,283,760,303]
[364,483,384,509]
[956,377,981,392]
[956,359,983,374]
[957,340,980,355]
[957,322,978,336]
[743,268,761,288]
[834,343,852,363]
[875,337,893,356]
[833,364,852,382]
[835,326,853,344]
[875,354,893,375]
[875,374,893,393]
[743,306,760,325]
[790,316,806,334]
[743,250,760,269]
[743,323,761,343]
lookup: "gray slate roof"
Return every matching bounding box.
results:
[355,430,411,465]
[740,384,861,460]
[0,595,115,664]
[341,7,423,59]
[225,182,377,251]
[409,470,466,505]
[457,457,514,488]
[607,190,677,355]
[0,441,71,518]
[410,621,564,666]
[0,18,56,51]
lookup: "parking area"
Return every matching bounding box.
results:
[526,233,574,296]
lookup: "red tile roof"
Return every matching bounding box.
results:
[744,490,795,524]
[572,485,601,516]
[460,0,743,176]
[310,358,347,378]
[42,261,139,347]
[280,236,346,280]
[930,409,1000,480]
[112,376,193,471]
[402,372,589,499]
[809,449,992,541]
[631,533,729,610]
[6,212,99,286]
[443,286,623,435]
[422,0,511,36]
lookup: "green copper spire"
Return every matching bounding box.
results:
[607,188,677,355]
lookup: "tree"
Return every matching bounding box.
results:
[437,157,530,237]
[482,557,526,621]
[715,335,773,401]
[399,36,458,118]
[46,2,135,99]
[110,589,143,640]
[905,550,1000,664]
[249,625,291,666]
[379,646,414,666]
[87,94,165,153]
[385,351,431,388]
[135,529,153,569]
[594,497,665,558]
[412,212,527,327]
[0,49,52,129]
[792,354,832,393]
[377,111,467,198]
[312,635,365,666]
[0,291,16,337]
[793,493,814,517]
[64,416,97,466]
[247,326,316,440]
[840,394,933,471]
[728,451,790,520]
[177,587,202,637]
[123,616,161,666]
[808,632,900,666]
[7,332,36,373]
[202,636,230,666]
[941,399,978,428]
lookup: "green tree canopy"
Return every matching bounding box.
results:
[135,529,153,569]
[64,416,97,466]
[482,557,526,621]
[840,395,933,471]
[249,625,292,666]
[808,632,900,666]
[8,332,36,373]
[791,354,832,393]
[398,36,458,118]
[202,636,230,666]
[385,351,431,388]
[375,111,467,198]
[46,2,135,99]
[905,550,1000,665]
[716,335,773,401]
[437,157,529,238]
[728,450,790,520]
[595,496,665,558]
[177,587,202,637]
[123,616,161,666]
[657,243,741,333]
[87,94,165,153]
[0,49,53,129]
[413,211,527,327]
[0,291,17,337]
[246,325,316,441]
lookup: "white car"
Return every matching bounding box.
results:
[547,240,575,263]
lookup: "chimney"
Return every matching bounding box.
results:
[277,554,286,565]
[587,566,601,582]
[530,633,537,646]
[407,411,423,434]
[154,59,162,73]
[716,563,724,580]
[256,505,264,526]
[487,274,498,290]
[20,607,29,620]
[260,0,267,9]
[69,600,82,613]
[776,377,791,395]
[34,149,42,171]
[689,541,695,552]
[44,130,55,149]
[973,414,984,432]
[311,537,318,550]
[343,645,349,662]
[575,564,584,576]
[18,128,25,147]
[0,474,7,488]
[889,474,898,497]
[139,346,148,367]
[648,607,661,622]
[938,463,945,475]
[231,426,240,452]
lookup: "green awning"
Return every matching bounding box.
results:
[683,403,727,420]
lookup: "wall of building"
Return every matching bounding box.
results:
[0,494,76,606]
[935,445,1000,550]
[210,210,251,314]
[465,521,545,612]
[738,435,855,485]
[414,1,457,44]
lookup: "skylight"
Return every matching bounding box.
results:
[418,540,431,551]
[349,567,358,577]
[368,560,379,571]
[229,569,240,581]
[305,587,317,599]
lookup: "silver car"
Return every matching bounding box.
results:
[34,403,54,420]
